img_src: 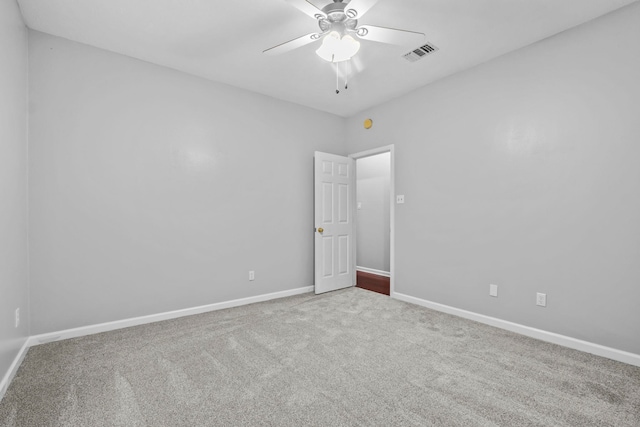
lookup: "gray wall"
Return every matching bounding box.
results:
[356,153,390,272]
[28,31,346,334]
[0,0,29,385]
[346,3,640,354]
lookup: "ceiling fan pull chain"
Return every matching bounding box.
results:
[345,60,349,90]
[336,60,340,94]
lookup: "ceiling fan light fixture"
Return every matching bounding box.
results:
[316,31,361,63]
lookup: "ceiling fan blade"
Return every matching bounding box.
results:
[263,32,322,55]
[284,0,327,20]
[344,0,379,19]
[354,25,425,46]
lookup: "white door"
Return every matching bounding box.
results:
[314,151,356,294]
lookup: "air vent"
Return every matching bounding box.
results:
[403,43,438,62]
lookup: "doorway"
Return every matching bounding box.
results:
[350,145,394,296]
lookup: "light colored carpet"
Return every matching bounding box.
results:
[1,287,639,426]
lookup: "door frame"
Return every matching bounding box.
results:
[349,144,395,296]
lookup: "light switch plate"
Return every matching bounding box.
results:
[396,195,405,204]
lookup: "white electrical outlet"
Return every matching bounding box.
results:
[489,284,498,297]
[396,195,405,204]
[249,270,255,281]
[15,308,20,328]
[536,293,547,307]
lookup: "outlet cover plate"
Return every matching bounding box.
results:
[536,292,547,307]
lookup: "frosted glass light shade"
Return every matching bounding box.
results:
[316,31,361,63]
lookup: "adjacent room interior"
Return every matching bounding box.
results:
[355,151,391,296]
[2,0,640,425]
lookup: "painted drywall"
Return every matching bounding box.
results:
[346,3,640,355]
[356,153,390,272]
[0,0,29,386]
[28,31,346,334]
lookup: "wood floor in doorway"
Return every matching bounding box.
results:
[356,271,390,296]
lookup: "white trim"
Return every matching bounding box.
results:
[349,145,395,295]
[28,286,313,346]
[393,292,640,367]
[356,266,391,277]
[0,338,30,402]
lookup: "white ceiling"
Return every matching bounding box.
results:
[17,0,638,117]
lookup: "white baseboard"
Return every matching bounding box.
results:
[28,286,314,346]
[392,292,640,367]
[0,338,30,402]
[356,266,391,277]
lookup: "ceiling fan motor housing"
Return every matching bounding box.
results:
[319,1,358,34]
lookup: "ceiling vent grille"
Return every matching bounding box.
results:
[403,43,438,62]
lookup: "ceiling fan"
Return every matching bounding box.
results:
[263,0,425,61]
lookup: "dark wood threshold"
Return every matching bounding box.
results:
[356,270,390,296]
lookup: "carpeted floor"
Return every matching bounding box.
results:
[1,287,639,426]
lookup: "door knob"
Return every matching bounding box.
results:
[317,227,324,233]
